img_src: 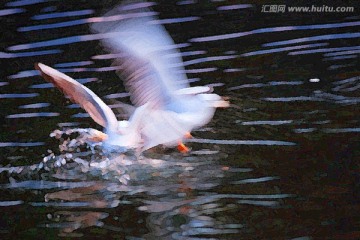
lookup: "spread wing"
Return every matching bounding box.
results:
[91,1,190,108]
[35,63,118,131]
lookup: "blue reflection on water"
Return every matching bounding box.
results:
[242,43,328,57]
[0,8,25,16]
[18,102,51,109]
[264,32,360,47]
[0,93,39,98]
[6,0,45,7]
[190,21,360,42]
[188,138,296,146]
[18,18,89,32]
[6,112,59,118]
[32,9,94,20]
[0,49,62,58]
[0,142,44,147]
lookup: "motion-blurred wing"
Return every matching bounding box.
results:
[92,2,189,108]
[35,63,118,131]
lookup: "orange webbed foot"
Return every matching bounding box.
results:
[177,142,189,153]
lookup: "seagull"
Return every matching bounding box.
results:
[35,1,228,152]
[35,63,148,150]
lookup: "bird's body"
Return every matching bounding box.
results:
[140,95,217,150]
[35,1,228,152]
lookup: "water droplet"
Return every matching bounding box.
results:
[309,78,320,83]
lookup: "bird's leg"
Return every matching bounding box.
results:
[177,132,192,153]
[177,141,189,153]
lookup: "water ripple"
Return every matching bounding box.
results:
[232,176,280,184]
[242,43,328,57]
[0,142,44,147]
[54,61,93,68]
[264,91,360,104]
[323,128,360,133]
[191,194,293,206]
[293,128,317,133]
[8,31,189,52]
[6,0,45,7]
[30,202,91,207]
[190,21,360,42]
[104,92,130,99]
[237,200,280,207]
[184,67,217,73]
[240,120,293,126]
[66,104,80,109]
[0,8,25,16]
[29,82,54,89]
[332,76,360,92]
[263,96,322,102]
[6,112,59,118]
[32,9,94,20]
[151,16,200,25]
[324,49,360,57]
[118,1,156,11]
[1,180,96,190]
[228,81,303,91]
[264,32,360,47]
[58,122,81,127]
[0,93,38,98]
[176,0,196,5]
[183,55,238,66]
[223,68,246,73]
[18,18,89,32]
[328,63,356,70]
[333,76,359,85]
[30,78,98,88]
[289,45,360,55]
[8,70,38,79]
[0,200,24,207]
[182,227,239,236]
[188,138,296,146]
[10,65,120,79]
[181,50,207,57]
[8,33,110,51]
[314,91,360,104]
[18,102,51,109]
[217,4,253,11]
[0,49,62,58]
[71,113,90,118]
[19,11,169,32]
[324,55,358,61]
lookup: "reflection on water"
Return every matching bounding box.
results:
[0,0,359,239]
[1,128,261,238]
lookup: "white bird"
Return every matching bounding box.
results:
[36,1,228,152]
[35,63,147,150]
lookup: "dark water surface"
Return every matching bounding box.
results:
[1,0,359,239]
